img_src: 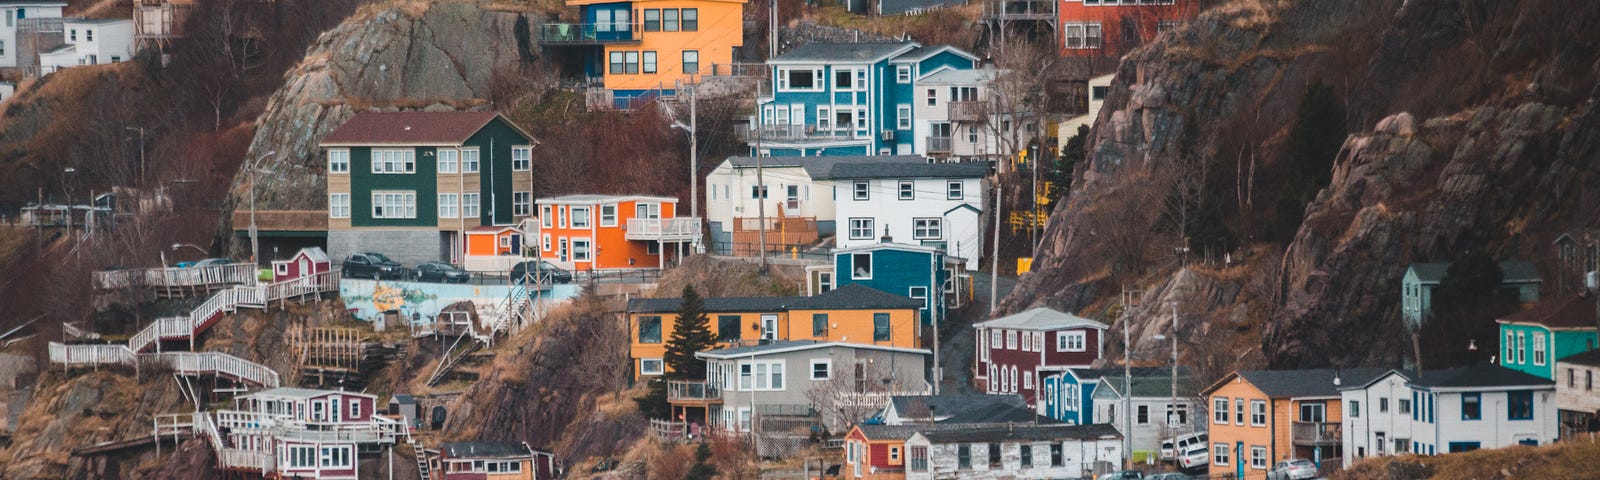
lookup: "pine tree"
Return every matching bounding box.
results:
[663,285,716,381]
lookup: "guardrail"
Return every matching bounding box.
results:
[927,136,953,154]
[625,217,702,241]
[95,263,257,290]
[49,344,282,388]
[667,380,721,402]
[538,22,639,45]
[709,63,767,78]
[740,125,872,142]
[1291,421,1341,446]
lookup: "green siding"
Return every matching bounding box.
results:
[1500,323,1599,380]
[350,146,438,228]
[466,117,535,226]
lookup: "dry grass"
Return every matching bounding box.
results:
[804,5,982,52]
[1334,440,1600,480]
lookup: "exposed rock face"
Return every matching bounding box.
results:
[1000,0,1600,368]
[230,3,537,213]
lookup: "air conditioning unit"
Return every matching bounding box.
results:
[880,130,896,141]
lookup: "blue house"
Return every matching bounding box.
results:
[811,242,967,325]
[752,41,978,156]
[1042,368,1107,425]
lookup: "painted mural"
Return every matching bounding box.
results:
[340,279,580,325]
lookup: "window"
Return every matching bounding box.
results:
[889,446,901,463]
[1213,397,1229,424]
[642,51,657,74]
[663,8,679,31]
[69,29,75,42]
[957,444,972,469]
[1349,400,1360,418]
[1570,368,1576,388]
[1212,443,1229,466]
[853,181,870,200]
[1507,391,1533,420]
[1589,370,1594,391]
[741,360,785,390]
[1505,331,1515,362]
[437,148,458,173]
[1399,398,1412,414]
[513,192,531,216]
[438,193,459,218]
[625,51,639,74]
[682,9,697,30]
[750,185,768,199]
[682,50,698,74]
[320,446,352,468]
[572,238,591,261]
[717,315,741,342]
[593,204,614,227]
[778,68,822,91]
[1534,332,1546,365]
[896,64,911,83]
[1063,22,1103,49]
[834,68,862,91]
[812,313,828,337]
[610,51,625,74]
[947,181,963,199]
[462,148,480,172]
[571,206,590,228]
[1050,444,1063,466]
[643,9,660,31]
[909,446,928,471]
[1250,400,1267,426]
[462,193,480,218]
[287,446,316,467]
[1250,446,1266,469]
[851,252,872,279]
[371,191,417,219]
[1169,403,1188,425]
[1006,330,1017,349]
[1015,444,1032,468]
[512,146,532,171]
[329,194,350,219]
[370,149,416,174]
[1461,393,1481,420]
[1137,405,1149,424]
[541,205,552,227]
[927,88,937,106]
[848,218,874,240]
[638,316,662,343]
[810,359,830,380]
[542,234,551,251]
[1379,397,1389,413]
[913,218,942,239]
[895,180,914,200]
[1057,331,1085,352]
[873,313,891,342]
[1235,398,1245,424]
[327,149,349,173]
[1516,332,1526,364]
[640,358,664,375]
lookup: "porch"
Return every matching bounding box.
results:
[1292,421,1342,446]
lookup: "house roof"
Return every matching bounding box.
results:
[888,394,1053,424]
[390,394,416,405]
[1558,349,1600,367]
[1208,369,1390,398]
[834,242,947,256]
[40,44,75,55]
[854,422,976,441]
[826,161,988,180]
[975,307,1109,331]
[877,0,965,16]
[1098,375,1203,398]
[536,194,677,205]
[64,17,131,25]
[441,442,533,459]
[769,41,919,64]
[889,44,979,64]
[917,423,1121,443]
[467,225,519,234]
[292,247,330,264]
[1497,292,1600,330]
[1062,366,1186,382]
[917,67,1000,86]
[697,340,930,359]
[627,284,922,314]
[244,387,377,401]
[722,155,928,180]
[1407,364,1554,389]
[321,111,532,146]
[1407,261,1541,284]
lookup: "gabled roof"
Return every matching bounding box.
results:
[888,394,1053,424]
[722,155,928,180]
[1558,349,1600,367]
[40,44,75,55]
[292,247,330,264]
[917,67,1000,86]
[1497,293,1600,330]
[1098,375,1202,398]
[627,284,921,314]
[1406,261,1541,284]
[1204,369,1390,398]
[390,394,416,405]
[466,225,519,234]
[697,340,930,359]
[441,442,534,459]
[854,422,973,441]
[627,294,803,314]
[769,41,920,64]
[536,194,678,205]
[916,423,1121,443]
[835,242,947,256]
[63,17,131,25]
[321,111,535,147]
[975,307,1109,332]
[826,161,988,180]
[889,44,979,64]
[1407,364,1554,389]
[1061,366,1184,383]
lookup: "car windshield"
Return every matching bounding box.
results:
[540,262,559,270]
[368,253,395,263]
[1289,460,1313,467]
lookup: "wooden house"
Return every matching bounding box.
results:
[533,194,698,272]
[388,394,419,428]
[1202,369,1387,478]
[902,424,1123,479]
[435,441,556,480]
[463,225,525,272]
[272,247,332,282]
[1497,292,1600,381]
[211,387,402,479]
[974,307,1108,412]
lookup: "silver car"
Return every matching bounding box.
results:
[1267,459,1319,480]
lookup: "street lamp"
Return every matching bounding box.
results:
[248,150,277,266]
[171,243,207,256]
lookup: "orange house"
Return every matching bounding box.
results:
[1057,0,1200,58]
[533,194,700,272]
[1201,369,1387,477]
[463,225,525,271]
[843,424,918,480]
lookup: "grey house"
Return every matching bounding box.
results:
[902,424,1124,480]
[1090,374,1205,461]
[694,340,931,432]
[1402,261,1541,329]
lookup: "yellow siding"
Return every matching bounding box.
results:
[602,0,745,91]
[629,306,920,380]
[1207,378,1273,478]
[328,173,352,229]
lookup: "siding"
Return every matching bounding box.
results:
[905,437,1122,480]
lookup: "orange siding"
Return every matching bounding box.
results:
[629,305,919,380]
[537,198,679,271]
[1207,377,1273,478]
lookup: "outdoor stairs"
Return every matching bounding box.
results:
[409,437,432,480]
[425,336,483,386]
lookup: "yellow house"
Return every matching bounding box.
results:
[626,284,923,379]
[1201,369,1387,478]
[541,0,747,109]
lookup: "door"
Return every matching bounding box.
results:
[786,185,799,210]
[510,234,522,253]
[760,314,778,340]
[298,257,310,279]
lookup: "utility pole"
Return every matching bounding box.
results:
[989,180,1002,313]
[248,150,276,266]
[1170,300,1179,435]
[768,0,777,58]
[126,126,146,186]
[1121,288,1134,469]
[689,84,698,221]
[755,128,768,273]
[930,251,941,394]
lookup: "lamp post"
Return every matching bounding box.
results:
[247,150,276,266]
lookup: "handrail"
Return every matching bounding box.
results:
[94,263,257,290]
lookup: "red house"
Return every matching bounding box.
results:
[207,387,403,479]
[1057,0,1201,58]
[973,307,1108,410]
[272,247,332,283]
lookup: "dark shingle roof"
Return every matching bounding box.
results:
[919,423,1122,443]
[322,111,521,146]
[724,155,928,180]
[628,285,920,314]
[1099,375,1203,398]
[888,394,1055,424]
[698,340,929,358]
[825,161,988,180]
[1498,293,1600,330]
[1410,364,1555,388]
[626,295,803,314]
[856,423,970,441]
[441,442,532,459]
[793,284,924,309]
[1559,349,1600,367]
[1233,369,1390,398]
[1068,366,1184,382]
[1408,261,1541,284]
[771,42,917,63]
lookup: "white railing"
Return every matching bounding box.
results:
[196,411,278,473]
[94,263,257,290]
[49,342,134,365]
[625,217,702,241]
[264,270,339,303]
[165,352,281,388]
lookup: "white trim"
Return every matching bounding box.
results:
[695,341,931,359]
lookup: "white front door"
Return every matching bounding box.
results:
[760,314,778,340]
[298,257,311,278]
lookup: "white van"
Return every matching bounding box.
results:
[1161,432,1208,462]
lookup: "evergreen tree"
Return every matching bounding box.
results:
[634,378,671,419]
[1047,125,1087,206]
[663,285,716,381]
[1267,80,1347,241]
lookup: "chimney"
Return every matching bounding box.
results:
[880,226,892,243]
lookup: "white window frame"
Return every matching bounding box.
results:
[540,205,553,228]
[1058,331,1085,352]
[329,193,350,219]
[438,193,459,219]
[462,148,481,173]
[350,399,361,418]
[1213,397,1229,424]
[810,359,831,380]
[947,181,964,199]
[1251,400,1267,426]
[571,206,591,228]
[327,149,349,173]
[600,204,618,227]
[462,193,481,219]
[513,191,531,216]
[1063,22,1103,50]
[370,149,416,174]
[896,64,911,83]
[640,358,664,375]
[571,237,592,262]
[898,180,915,200]
[776,67,825,92]
[437,148,458,173]
[512,146,532,171]
[370,191,417,219]
[1212,443,1229,466]
[739,360,786,391]
[897,104,911,130]
[1250,446,1266,469]
[1534,332,1547,366]
[848,218,874,240]
[541,233,551,252]
[913,218,942,240]
[1006,330,1017,349]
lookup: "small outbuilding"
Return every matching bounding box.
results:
[272,247,332,282]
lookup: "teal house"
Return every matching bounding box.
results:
[1498,293,1599,380]
[753,41,977,156]
[1401,261,1542,329]
[812,242,966,325]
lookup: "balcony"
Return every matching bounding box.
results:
[983,0,1055,21]
[728,216,820,256]
[741,124,872,143]
[926,136,953,154]
[626,217,701,242]
[537,23,641,45]
[667,380,723,405]
[1292,421,1341,446]
[949,101,986,122]
[709,63,768,78]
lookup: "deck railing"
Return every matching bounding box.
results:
[927,136,953,153]
[740,124,872,142]
[95,263,256,290]
[537,22,639,45]
[1291,421,1341,446]
[982,0,1054,19]
[49,344,281,388]
[709,63,767,78]
[667,380,721,402]
[625,217,702,241]
[949,101,986,122]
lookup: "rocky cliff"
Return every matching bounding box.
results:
[230,2,537,213]
[1001,0,1600,369]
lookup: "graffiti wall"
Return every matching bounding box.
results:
[339,279,581,325]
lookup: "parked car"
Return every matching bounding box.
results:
[1095,471,1144,480]
[1163,432,1208,461]
[414,262,471,283]
[1267,459,1319,480]
[509,260,573,285]
[1147,473,1197,480]
[342,253,406,279]
[1176,445,1209,471]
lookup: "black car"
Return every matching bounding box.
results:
[415,262,471,283]
[342,252,407,280]
[509,260,573,285]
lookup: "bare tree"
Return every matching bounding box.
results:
[986,39,1055,172]
[805,356,929,432]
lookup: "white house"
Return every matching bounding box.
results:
[1340,364,1558,466]
[902,424,1124,480]
[832,161,988,268]
[38,18,134,74]
[913,67,1041,164]
[695,340,932,432]
[1091,374,1205,461]
[0,1,67,68]
[1555,349,1600,439]
[1057,74,1113,151]
[703,155,925,250]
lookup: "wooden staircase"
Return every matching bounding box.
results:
[409,437,432,480]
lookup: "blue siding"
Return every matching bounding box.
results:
[834,247,948,323]
[1041,372,1098,425]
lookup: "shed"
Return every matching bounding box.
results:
[388,394,419,427]
[271,247,331,282]
[464,225,524,272]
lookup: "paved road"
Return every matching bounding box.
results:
[935,271,1018,394]
[971,271,1019,310]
